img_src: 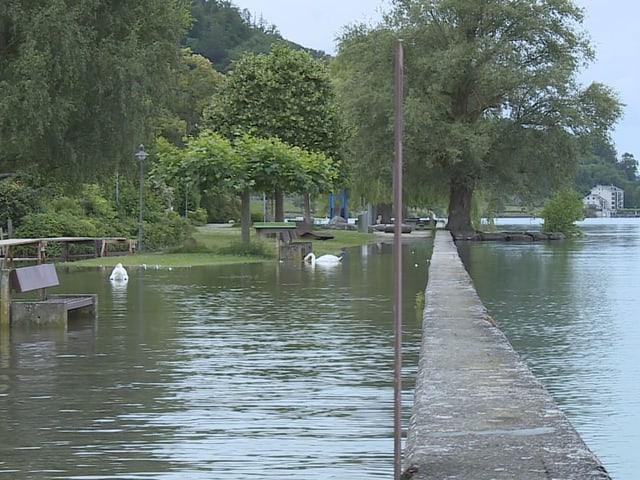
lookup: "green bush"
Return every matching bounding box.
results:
[541,189,585,237]
[14,212,103,257]
[7,178,195,252]
[0,177,43,229]
[79,184,117,222]
[187,207,208,226]
[139,210,194,251]
[200,191,240,223]
[15,212,100,238]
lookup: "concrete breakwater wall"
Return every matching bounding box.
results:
[403,231,610,480]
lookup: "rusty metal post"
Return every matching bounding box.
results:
[393,38,404,480]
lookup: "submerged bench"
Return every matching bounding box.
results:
[8,263,97,327]
[253,222,313,261]
[253,222,298,244]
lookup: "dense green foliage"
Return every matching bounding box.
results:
[0,175,42,229]
[574,138,640,208]
[154,131,339,242]
[185,0,329,72]
[541,189,585,237]
[205,44,345,161]
[0,0,190,183]
[205,44,346,222]
[2,178,192,250]
[335,0,623,234]
[2,0,638,247]
[155,49,225,145]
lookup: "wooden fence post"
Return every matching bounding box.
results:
[1,268,11,328]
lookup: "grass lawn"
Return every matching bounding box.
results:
[69,225,379,269]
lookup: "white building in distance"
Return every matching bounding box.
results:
[583,185,624,217]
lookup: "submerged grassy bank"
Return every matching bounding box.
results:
[68,224,380,269]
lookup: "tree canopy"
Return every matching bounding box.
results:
[205,43,346,220]
[335,0,623,234]
[0,0,190,183]
[185,0,329,72]
[154,131,339,241]
[155,48,225,145]
[206,44,344,159]
[574,138,640,208]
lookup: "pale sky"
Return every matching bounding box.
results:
[232,0,639,159]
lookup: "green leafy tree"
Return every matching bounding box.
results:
[0,0,190,183]
[541,189,585,237]
[332,27,398,213]
[574,137,623,194]
[573,137,640,208]
[185,0,328,73]
[155,48,225,145]
[0,176,42,230]
[335,0,622,236]
[154,131,338,242]
[619,153,638,182]
[205,43,345,221]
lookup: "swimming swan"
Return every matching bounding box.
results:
[109,263,129,281]
[304,252,343,265]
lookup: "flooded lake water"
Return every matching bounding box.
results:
[0,239,431,479]
[6,220,634,478]
[457,218,640,479]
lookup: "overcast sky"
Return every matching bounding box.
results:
[231,0,639,159]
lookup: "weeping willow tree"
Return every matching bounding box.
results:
[334,0,622,235]
[0,0,190,184]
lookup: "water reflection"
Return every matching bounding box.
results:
[0,239,431,479]
[458,219,640,479]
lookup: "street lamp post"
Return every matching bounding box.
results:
[135,144,149,252]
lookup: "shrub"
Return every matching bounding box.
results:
[139,210,194,251]
[8,178,195,252]
[14,212,103,257]
[15,212,100,238]
[200,192,240,223]
[541,189,585,237]
[187,207,208,226]
[0,177,42,229]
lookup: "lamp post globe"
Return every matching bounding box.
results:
[134,144,149,252]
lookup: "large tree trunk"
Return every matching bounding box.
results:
[446,181,475,238]
[303,193,312,225]
[375,203,393,224]
[275,189,284,222]
[240,187,251,244]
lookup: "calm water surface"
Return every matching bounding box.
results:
[0,239,431,479]
[457,218,640,480]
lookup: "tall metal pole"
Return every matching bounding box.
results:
[135,145,149,253]
[393,39,404,480]
[138,159,143,252]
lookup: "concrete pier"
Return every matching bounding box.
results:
[403,231,610,479]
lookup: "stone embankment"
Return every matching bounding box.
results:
[403,230,609,480]
[453,231,566,241]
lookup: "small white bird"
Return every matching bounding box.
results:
[304,252,343,266]
[109,262,129,281]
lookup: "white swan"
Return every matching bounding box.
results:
[109,262,129,281]
[304,252,343,265]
